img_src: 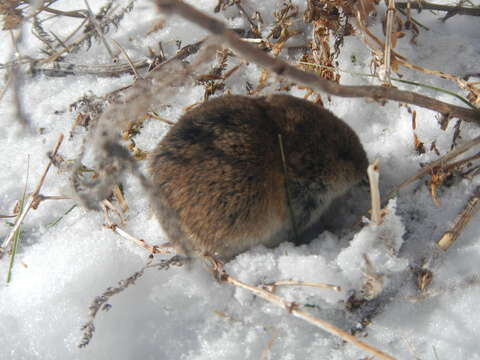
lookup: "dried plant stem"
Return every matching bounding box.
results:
[386,135,480,200]
[0,68,13,104]
[112,39,140,79]
[84,0,116,61]
[396,58,478,106]
[368,160,382,225]
[298,61,474,108]
[407,274,480,302]
[278,134,298,242]
[396,1,480,17]
[150,39,205,73]
[148,112,175,125]
[396,7,430,30]
[79,255,185,348]
[436,186,480,251]
[6,156,29,283]
[111,225,174,255]
[223,273,396,360]
[30,59,150,77]
[100,199,173,255]
[40,7,88,19]
[155,0,479,123]
[264,280,341,292]
[383,0,396,85]
[1,134,64,258]
[444,152,480,172]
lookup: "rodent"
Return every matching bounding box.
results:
[149,94,368,261]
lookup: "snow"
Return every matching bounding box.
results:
[1,0,480,359]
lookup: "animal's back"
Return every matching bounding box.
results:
[149,94,368,260]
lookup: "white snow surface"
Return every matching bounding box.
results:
[1,1,480,359]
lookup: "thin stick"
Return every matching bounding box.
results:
[436,185,480,251]
[41,7,88,19]
[278,134,298,242]
[396,1,480,17]
[30,59,149,77]
[368,160,382,225]
[84,0,116,61]
[100,199,173,255]
[396,8,430,30]
[112,39,141,79]
[155,0,480,123]
[0,134,64,256]
[444,152,480,172]
[111,225,174,255]
[264,280,341,292]
[223,273,396,360]
[6,156,30,283]
[382,0,395,86]
[386,135,480,201]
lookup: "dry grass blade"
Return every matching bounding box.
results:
[112,39,140,79]
[6,156,29,283]
[382,0,396,85]
[0,134,64,258]
[155,0,480,123]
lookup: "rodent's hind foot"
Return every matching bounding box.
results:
[203,254,227,282]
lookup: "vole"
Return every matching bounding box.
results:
[149,94,368,261]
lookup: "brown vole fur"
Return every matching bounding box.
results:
[149,94,368,261]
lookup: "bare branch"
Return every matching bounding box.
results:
[437,185,480,251]
[396,1,480,17]
[368,160,382,225]
[223,272,396,360]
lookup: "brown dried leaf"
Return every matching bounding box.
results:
[413,133,426,155]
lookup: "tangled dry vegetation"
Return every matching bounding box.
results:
[1,0,480,359]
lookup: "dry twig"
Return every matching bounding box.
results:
[382,0,396,85]
[368,160,382,225]
[396,1,480,18]
[263,280,341,292]
[222,272,396,360]
[436,185,480,251]
[101,200,174,256]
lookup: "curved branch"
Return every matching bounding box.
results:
[396,1,480,16]
[155,0,480,124]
